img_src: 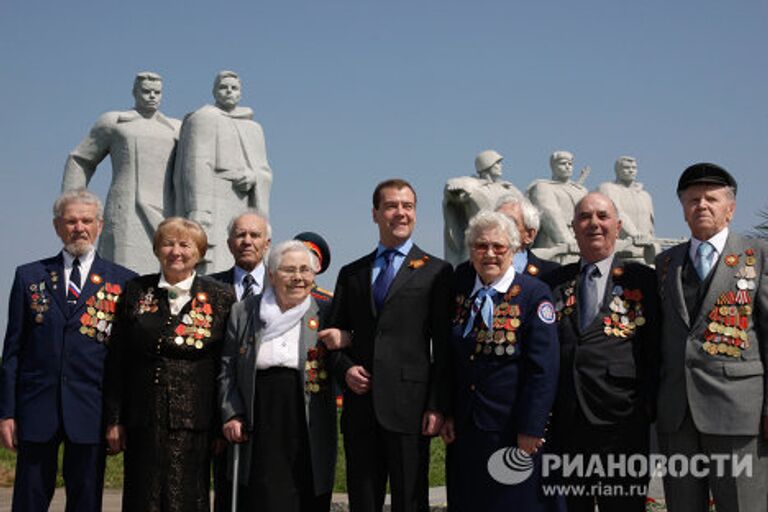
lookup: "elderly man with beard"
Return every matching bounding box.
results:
[0,189,136,512]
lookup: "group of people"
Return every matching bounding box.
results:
[0,163,766,512]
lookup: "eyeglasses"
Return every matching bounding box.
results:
[471,242,510,255]
[277,266,315,277]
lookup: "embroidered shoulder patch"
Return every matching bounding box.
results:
[537,301,556,324]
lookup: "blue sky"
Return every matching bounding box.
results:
[1,1,767,335]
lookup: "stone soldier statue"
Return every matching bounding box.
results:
[596,156,659,264]
[443,150,523,265]
[174,70,273,274]
[527,150,589,264]
[63,72,181,274]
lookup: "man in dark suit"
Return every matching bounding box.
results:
[547,192,659,512]
[0,189,136,511]
[655,163,767,512]
[455,194,560,285]
[323,178,452,512]
[209,210,271,512]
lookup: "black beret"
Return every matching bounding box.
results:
[294,231,331,274]
[677,162,737,195]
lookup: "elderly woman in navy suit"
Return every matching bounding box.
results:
[441,211,561,512]
[219,240,337,512]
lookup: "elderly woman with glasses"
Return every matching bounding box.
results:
[104,217,235,511]
[219,240,338,512]
[441,211,562,512]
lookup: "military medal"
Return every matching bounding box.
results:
[174,293,214,350]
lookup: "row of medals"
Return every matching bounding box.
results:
[29,282,50,324]
[304,360,328,393]
[702,255,756,358]
[79,289,119,342]
[174,310,213,349]
[474,303,521,356]
[604,288,646,338]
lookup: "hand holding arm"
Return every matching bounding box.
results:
[317,328,352,350]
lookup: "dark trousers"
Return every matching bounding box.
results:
[12,434,105,512]
[344,422,429,512]
[555,410,649,512]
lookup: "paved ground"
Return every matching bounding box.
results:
[0,478,666,511]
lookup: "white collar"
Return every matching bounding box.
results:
[234,263,265,287]
[158,271,196,293]
[62,247,96,268]
[690,227,729,260]
[580,254,615,277]
[470,264,516,297]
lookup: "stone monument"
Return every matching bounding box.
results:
[527,150,589,264]
[174,70,273,273]
[442,150,523,265]
[596,156,660,264]
[62,71,181,274]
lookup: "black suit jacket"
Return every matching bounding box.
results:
[328,244,452,435]
[105,274,235,430]
[547,258,660,427]
[209,267,236,288]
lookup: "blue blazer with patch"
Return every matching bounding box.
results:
[0,252,136,443]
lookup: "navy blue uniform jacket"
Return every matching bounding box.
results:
[0,253,136,443]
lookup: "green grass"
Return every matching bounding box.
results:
[0,415,448,491]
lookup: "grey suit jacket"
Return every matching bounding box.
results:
[218,295,337,495]
[656,233,768,435]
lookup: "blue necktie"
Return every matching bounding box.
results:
[463,286,496,337]
[695,242,714,280]
[579,264,600,330]
[373,250,397,310]
[67,258,81,312]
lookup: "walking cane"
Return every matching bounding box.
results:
[231,443,240,512]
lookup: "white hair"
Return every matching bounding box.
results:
[465,211,521,253]
[494,194,541,232]
[267,240,320,274]
[53,188,103,220]
[226,210,272,239]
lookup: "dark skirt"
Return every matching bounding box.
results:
[123,381,212,512]
[241,367,317,512]
[447,421,565,512]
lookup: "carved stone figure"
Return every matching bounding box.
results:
[596,156,660,264]
[526,150,589,264]
[443,150,523,265]
[62,72,180,274]
[174,70,273,274]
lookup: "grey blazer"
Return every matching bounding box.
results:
[218,295,337,495]
[655,233,768,435]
